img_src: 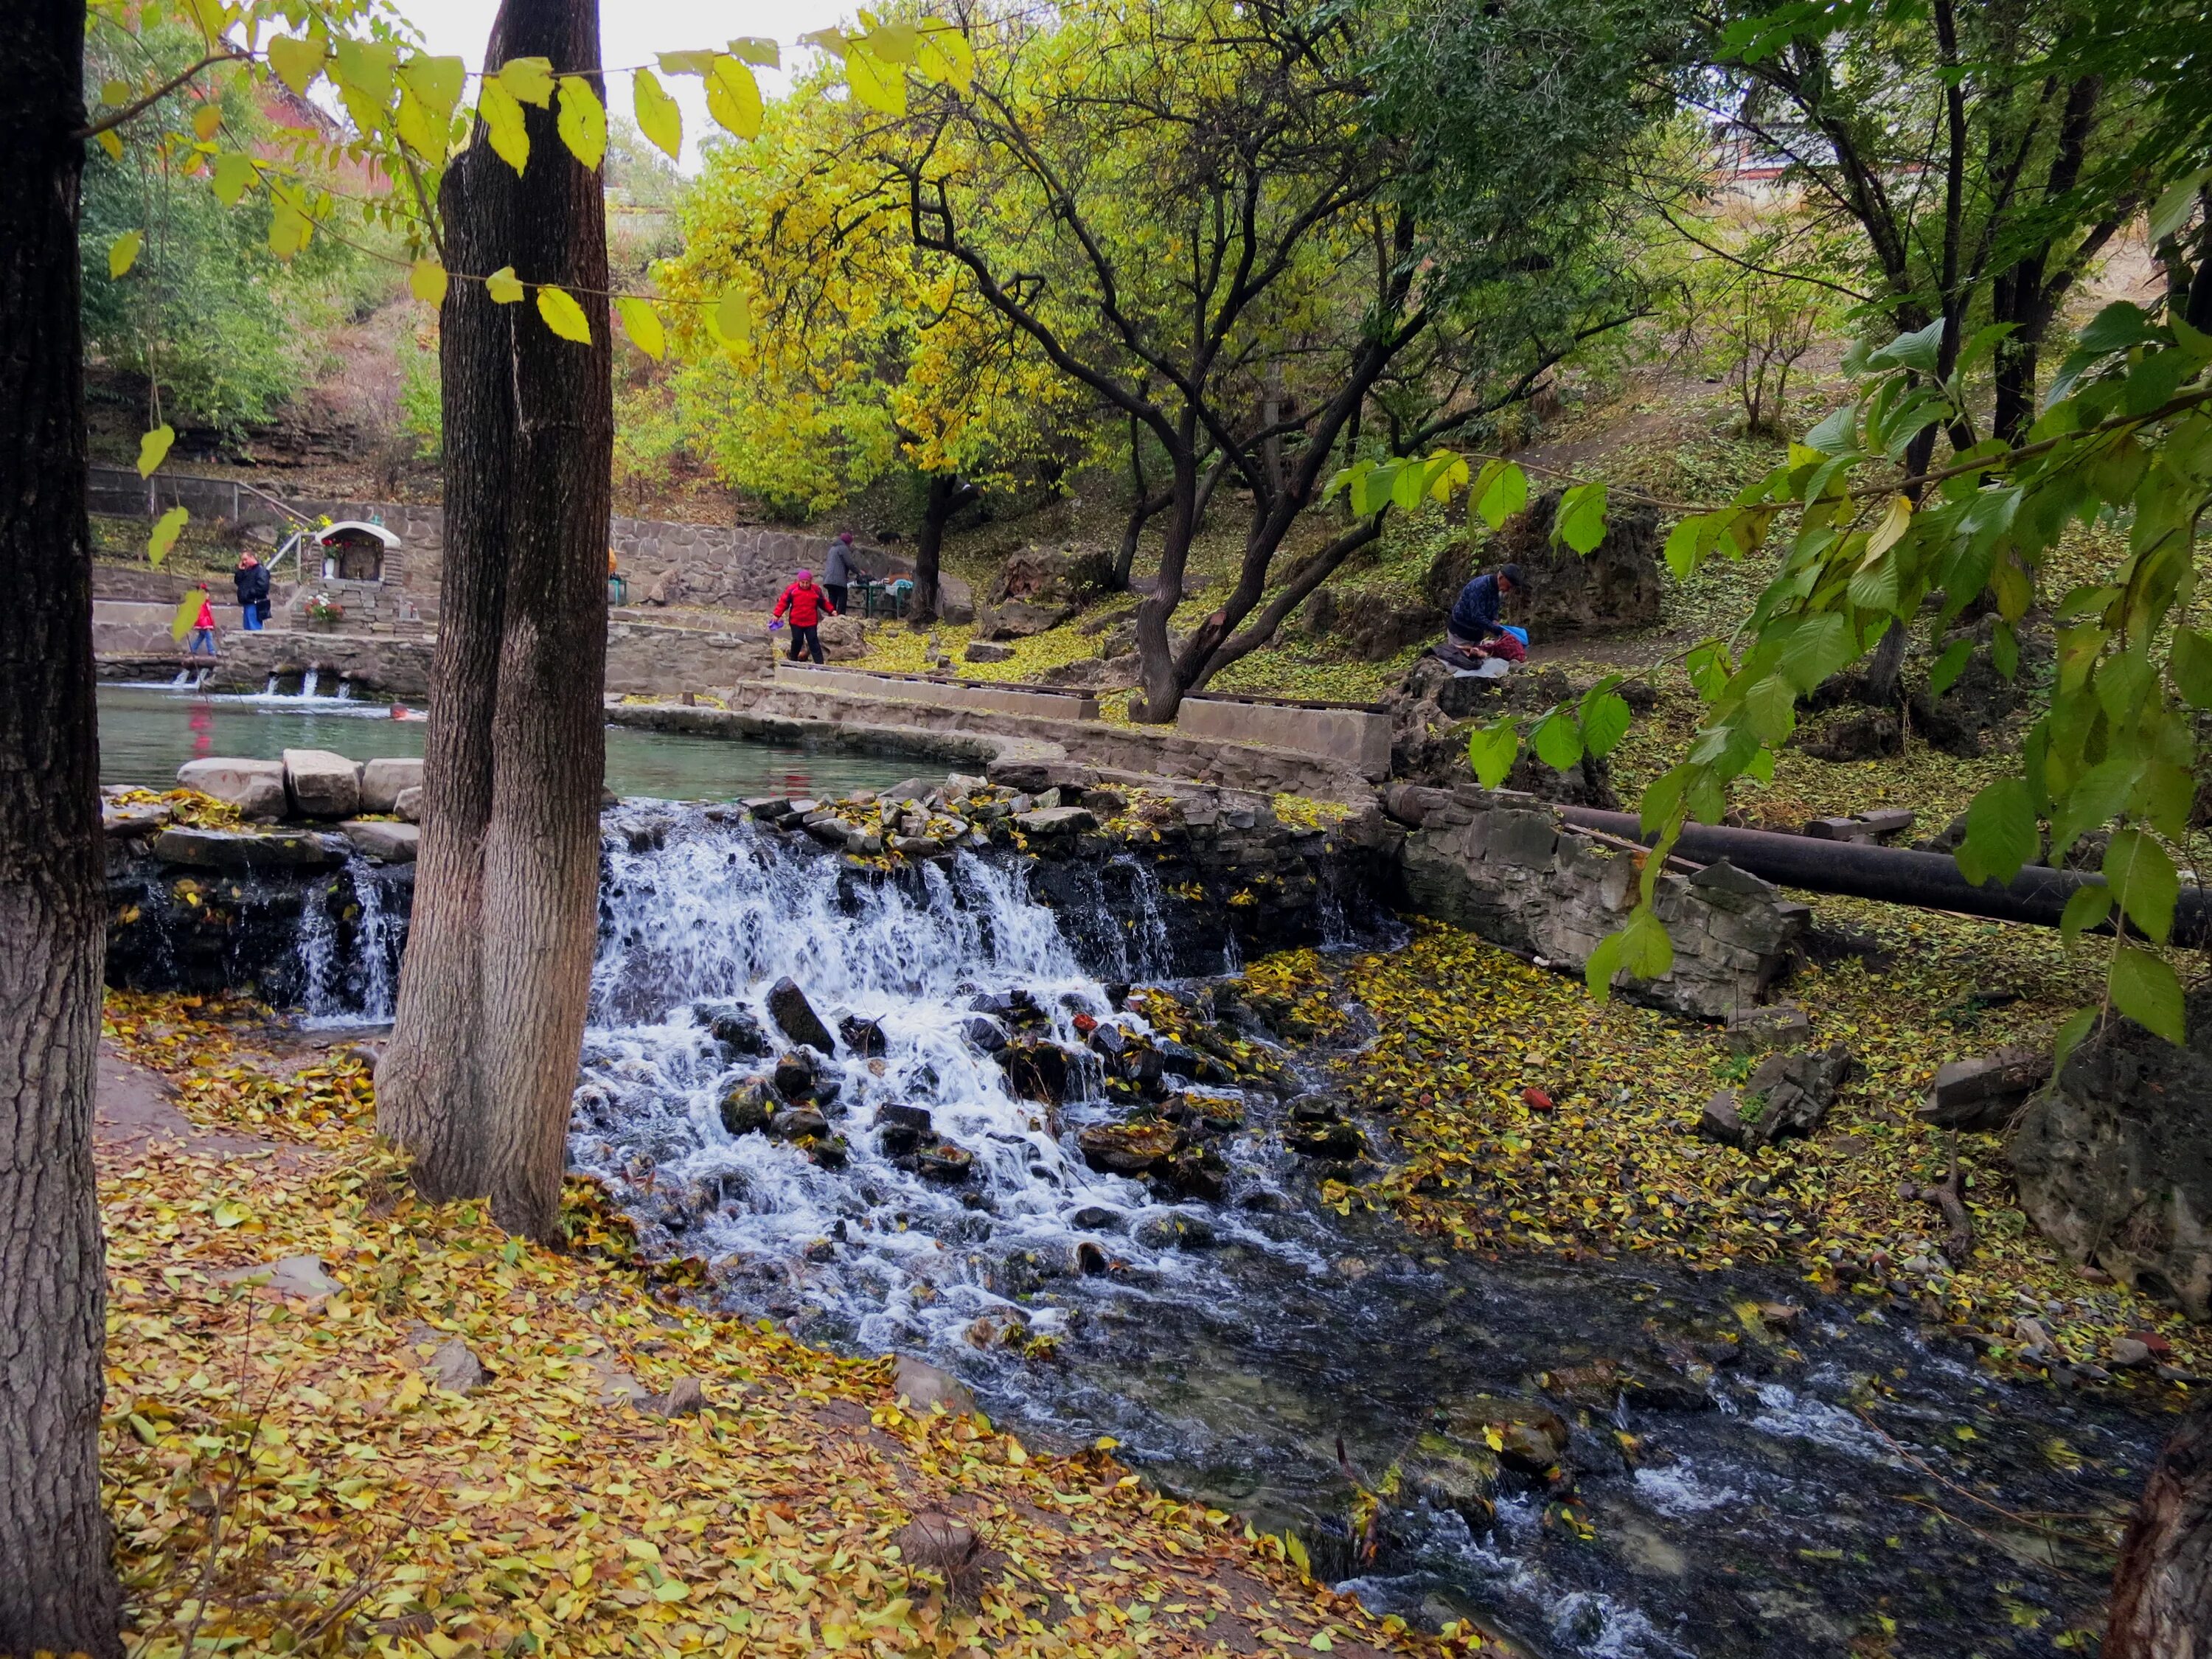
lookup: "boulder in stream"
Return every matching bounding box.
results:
[839,1015,888,1057]
[772,1050,818,1100]
[283,748,363,818]
[1078,1120,1181,1177]
[176,757,285,821]
[718,1079,773,1136]
[1001,1040,1075,1105]
[917,1143,974,1182]
[702,1003,769,1057]
[877,1103,933,1155]
[766,976,836,1054]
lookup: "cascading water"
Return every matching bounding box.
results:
[301,667,320,698]
[294,854,404,1026]
[568,801,2166,1659]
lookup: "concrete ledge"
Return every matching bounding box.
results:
[1175,694,1392,782]
[772,661,1101,721]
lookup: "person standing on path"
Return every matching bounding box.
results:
[772,568,837,664]
[186,585,219,659]
[823,532,856,617]
[233,552,271,631]
[1446,563,1526,658]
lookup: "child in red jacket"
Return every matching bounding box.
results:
[771,568,837,664]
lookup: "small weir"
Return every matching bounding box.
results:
[562,803,2165,1658]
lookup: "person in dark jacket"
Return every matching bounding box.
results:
[823,532,856,616]
[1447,563,1525,657]
[772,568,837,663]
[233,552,271,630]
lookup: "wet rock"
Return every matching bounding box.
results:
[877,1103,933,1155]
[961,1014,1007,1054]
[2110,1337,2157,1369]
[838,1015,888,1057]
[1077,1120,1181,1176]
[1159,1143,1228,1201]
[717,1078,773,1136]
[360,757,424,813]
[701,1004,769,1057]
[1921,1046,2051,1131]
[768,1105,830,1141]
[917,1143,975,1182]
[765,976,836,1054]
[1543,1357,1712,1413]
[807,1134,850,1169]
[1736,1045,1857,1150]
[1014,806,1097,840]
[1164,1092,1244,1134]
[773,1050,817,1100]
[282,748,363,819]
[176,757,286,821]
[1131,1211,1217,1249]
[338,819,419,862]
[1401,1437,1499,1531]
[422,1335,490,1396]
[152,825,343,871]
[892,1356,976,1416]
[1001,1040,1074,1105]
[1071,1205,1125,1231]
[1285,1117,1366,1160]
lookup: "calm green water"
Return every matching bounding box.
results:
[97,684,915,802]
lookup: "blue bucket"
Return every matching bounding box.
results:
[1501,625,1529,647]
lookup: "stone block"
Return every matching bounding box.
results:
[360,756,424,813]
[283,748,362,818]
[393,785,422,823]
[964,641,1017,664]
[340,819,420,862]
[1472,809,1559,871]
[151,826,344,870]
[176,757,287,821]
[1174,695,1391,782]
[1921,1046,2051,1130]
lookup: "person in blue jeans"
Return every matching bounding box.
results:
[233,552,271,630]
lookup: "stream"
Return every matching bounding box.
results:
[397,803,2189,1653]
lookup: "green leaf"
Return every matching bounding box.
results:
[712,288,751,347]
[1467,720,1520,788]
[486,265,524,304]
[536,284,593,344]
[210,151,257,205]
[1804,403,1856,454]
[137,424,175,479]
[707,54,765,136]
[479,77,529,173]
[408,258,447,307]
[498,55,555,107]
[2105,828,2179,944]
[2171,627,2212,708]
[657,49,720,75]
[1619,908,1674,981]
[1579,691,1632,759]
[265,33,327,95]
[108,229,142,279]
[1778,613,1850,693]
[1472,460,1526,529]
[2110,945,2186,1045]
[1554,482,1607,555]
[617,296,664,360]
[1846,555,1899,614]
[1531,712,1585,772]
[1955,777,2038,888]
[1927,637,1974,698]
[2096,652,2157,725]
[633,66,683,160]
[147,504,188,566]
[2076,301,2154,357]
[1583,930,1626,1001]
[1990,619,2019,680]
[400,54,465,125]
[2150,170,2210,243]
[728,36,782,69]
[1742,674,1796,743]
[2059,882,2111,942]
[556,76,607,170]
[1868,318,1944,373]
[2053,757,2140,855]
[1391,459,1427,512]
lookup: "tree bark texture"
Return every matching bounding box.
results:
[911,472,975,625]
[377,0,613,1242]
[2106,1405,2212,1658]
[0,3,125,1651]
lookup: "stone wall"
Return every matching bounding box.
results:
[97,630,438,700]
[1385,782,1807,1020]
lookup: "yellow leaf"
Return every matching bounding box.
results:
[265,34,326,96]
[844,46,907,116]
[655,49,718,76]
[712,288,751,347]
[421,1633,463,1659]
[631,66,681,161]
[400,53,465,123]
[1483,1425,1504,1451]
[556,76,606,170]
[209,151,257,205]
[537,284,593,343]
[101,78,133,108]
[138,425,176,479]
[705,55,762,139]
[799,27,849,60]
[616,296,664,360]
[652,1578,689,1602]
[1005,1436,1027,1465]
[487,266,524,304]
[498,55,554,107]
[97,128,123,161]
[623,1537,661,1562]
[1284,1531,1310,1576]
[410,259,448,307]
[728,37,781,68]
[212,1199,249,1228]
[108,230,143,279]
[863,21,920,63]
[267,195,311,260]
[1867,493,1913,558]
[191,101,223,141]
[478,78,529,173]
[149,506,189,568]
[394,87,443,158]
[914,27,973,94]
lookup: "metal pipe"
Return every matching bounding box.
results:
[1552,806,2212,949]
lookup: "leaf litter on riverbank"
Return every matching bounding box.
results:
[98,993,1495,1659]
[1239,917,2209,1388]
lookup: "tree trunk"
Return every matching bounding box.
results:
[1132,452,1200,722]
[0,4,125,1651]
[2106,1405,2212,1658]
[377,0,614,1242]
[911,471,975,626]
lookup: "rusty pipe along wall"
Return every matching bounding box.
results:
[1553,807,2212,950]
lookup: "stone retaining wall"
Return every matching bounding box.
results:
[772,661,1102,720]
[1175,694,1392,782]
[1385,782,1807,1020]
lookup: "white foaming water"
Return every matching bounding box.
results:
[571,805,1256,1362]
[296,854,401,1026]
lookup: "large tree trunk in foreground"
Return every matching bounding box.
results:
[377,0,613,1242]
[0,4,125,1651]
[2106,1405,2212,1658]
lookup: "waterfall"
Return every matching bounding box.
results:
[263,675,279,697]
[335,679,354,700]
[301,667,320,698]
[169,668,193,689]
[573,804,1276,1364]
[295,855,403,1026]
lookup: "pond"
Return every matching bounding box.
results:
[97,682,917,802]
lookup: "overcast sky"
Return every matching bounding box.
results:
[402,0,855,169]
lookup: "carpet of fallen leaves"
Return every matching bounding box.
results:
[1242,914,2211,1388]
[97,994,1486,1659]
